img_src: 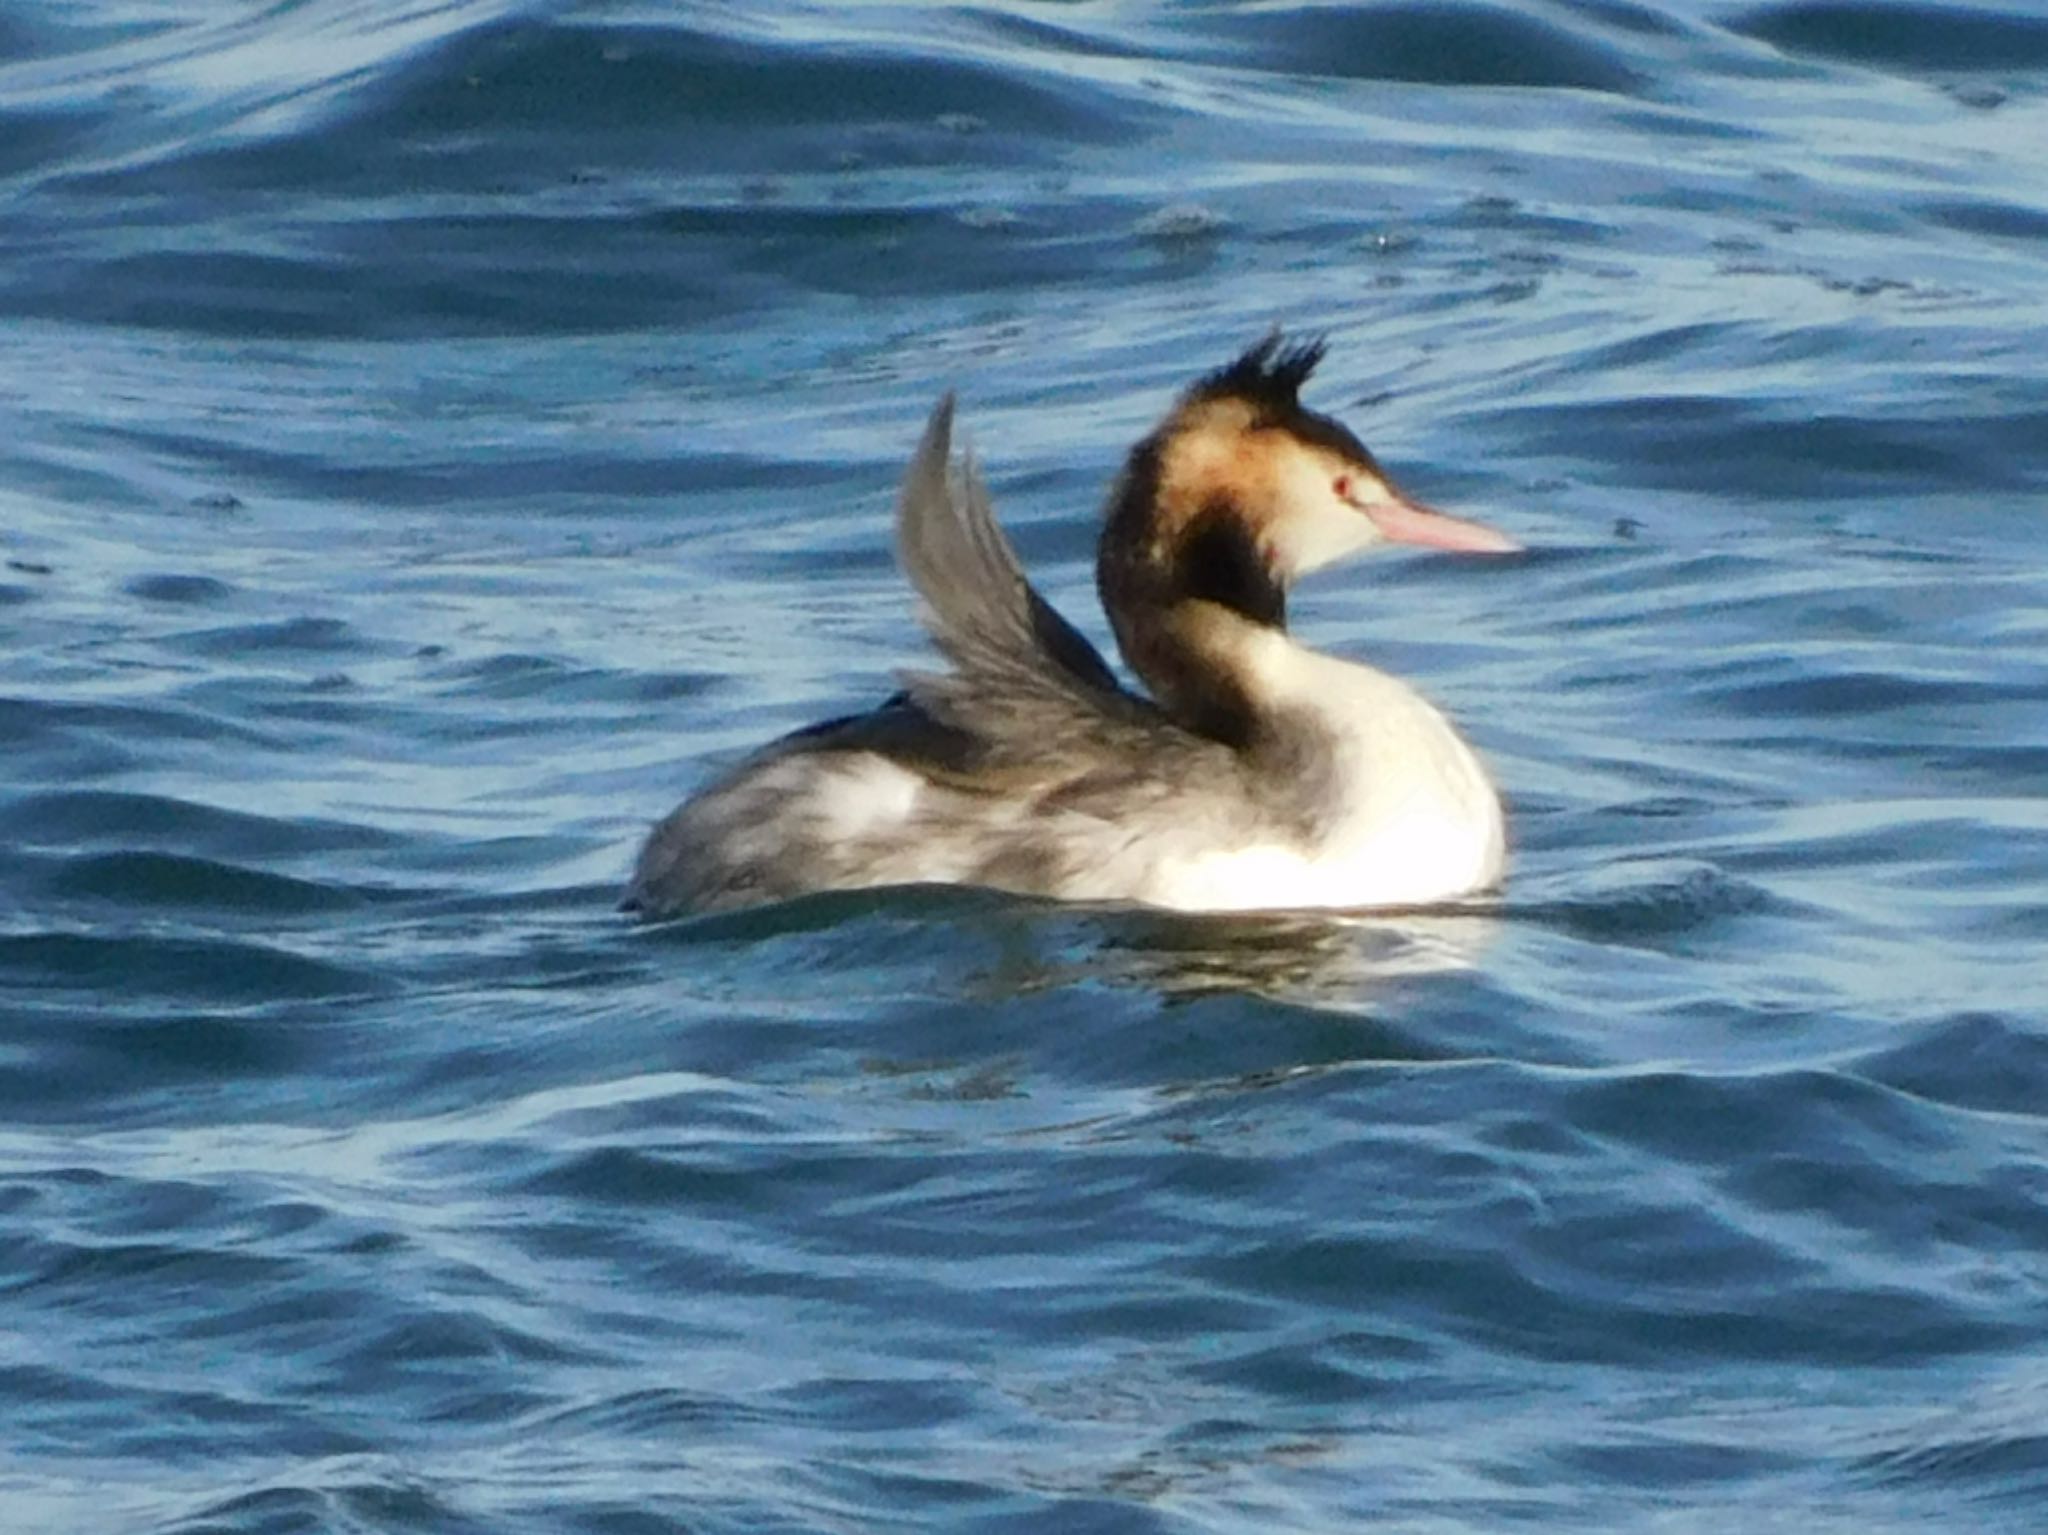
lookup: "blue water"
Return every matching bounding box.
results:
[4,1,2048,1530]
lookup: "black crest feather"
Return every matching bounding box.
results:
[1190,331,1328,417]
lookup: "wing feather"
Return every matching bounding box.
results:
[882,396,1247,806]
[896,395,1124,691]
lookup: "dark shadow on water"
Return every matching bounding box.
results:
[635,880,1505,999]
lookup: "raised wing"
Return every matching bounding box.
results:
[886,395,1248,797]
[896,396,1124,694]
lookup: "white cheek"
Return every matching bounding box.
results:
[1264,454,1382,577]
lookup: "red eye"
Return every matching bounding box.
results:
[1333,474,1354,502]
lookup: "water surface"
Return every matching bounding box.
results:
[3,2,2047,1531]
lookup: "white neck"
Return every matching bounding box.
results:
[1149,629,1507,911]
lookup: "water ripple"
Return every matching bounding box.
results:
[1731,0,2048,72]
[4,1,2048,1531]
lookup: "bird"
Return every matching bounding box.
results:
[623,334,1519,919]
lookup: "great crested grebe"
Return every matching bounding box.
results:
[624,335,1519,919]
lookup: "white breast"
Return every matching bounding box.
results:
[1147,634,1505,913]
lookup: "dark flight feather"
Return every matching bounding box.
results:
[892,395,1191,761]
